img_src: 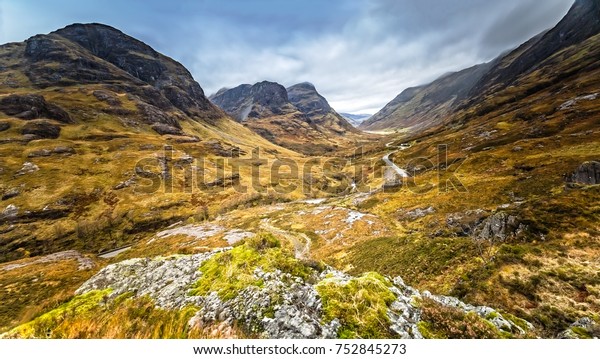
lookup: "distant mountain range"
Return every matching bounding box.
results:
[340,113,372,127]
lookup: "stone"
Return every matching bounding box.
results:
[557,317,598,339]
[15,162,40,177]
[474,211,527,242]
[151,123,184,136]
[1,204,18,220]
[402,206,435,220]
[1,188,20,201]
[0,122,10,132]
[0,94,72,123]
[21,121,61,139]
[93,90,122,106]
[569,161,600,185]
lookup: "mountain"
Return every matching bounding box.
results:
[210,81,360,154]
[467,0,600,102]
[360,61,494,132]
[0,23,293,264]
[286,82,356,134]
[209,81,296,122]
[20,23,223,124]
[362,0,600,133]
[340,113,372,127]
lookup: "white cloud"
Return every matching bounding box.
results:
[185,0,573,114]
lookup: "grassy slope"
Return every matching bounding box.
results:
[337,35,600,336]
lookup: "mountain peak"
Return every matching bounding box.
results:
[20,23,221,122]
[287,82,331,117]
[289,82,316,90]
[209,81,294,121]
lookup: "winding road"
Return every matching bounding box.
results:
[383,141,411,178]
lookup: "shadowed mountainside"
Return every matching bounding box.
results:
[362,0,600,133]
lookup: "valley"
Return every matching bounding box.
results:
[1,0,600,340]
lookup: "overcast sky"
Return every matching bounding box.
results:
[0,0,574,114]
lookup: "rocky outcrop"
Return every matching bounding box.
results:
[21,120,61,139]
[27,146,75,158]
[0,122,10,132]
[71,249,531,339]
[15,162,39,177]
[0,94,72,123]
[1,188,20,201]
[557,317,599,339]
[151,123,184,136]
[568,161,600,185]
[473,211,527,243]
[390,277,531,338]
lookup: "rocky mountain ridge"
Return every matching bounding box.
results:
[210,80,361,154]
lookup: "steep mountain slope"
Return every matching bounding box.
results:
[361,62,494,132]
[210,81,363,155]
[362,0,600,134]
[468,0,600,101]
[22,23,223,123]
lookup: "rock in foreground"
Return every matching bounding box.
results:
[3,234,533,339]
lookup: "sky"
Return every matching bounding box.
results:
[0,0,574,114]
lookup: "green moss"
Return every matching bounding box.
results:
[11,289,111,338]
[501,312,531,332]
[9,290,202,339]
[570,327,593,339]
[190,233,315,301]
[486,311,499,320]
[316,272,397,339]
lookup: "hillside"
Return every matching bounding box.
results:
[361,62,494,132]
[346,0,600,338]
[0,23,303,264]
[362,0,600,134]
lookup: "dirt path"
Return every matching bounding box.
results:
[260,219,311,259]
